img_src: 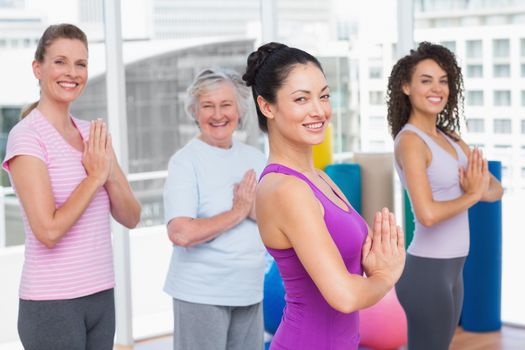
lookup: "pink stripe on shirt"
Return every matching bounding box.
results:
[2,109,114,300]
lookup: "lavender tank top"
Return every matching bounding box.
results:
[260,163,368,350]
[394,124,469,258]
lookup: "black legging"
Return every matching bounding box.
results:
[395,254,466,350]
[18,288,115,350]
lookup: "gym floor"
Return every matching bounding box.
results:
[114,324,525,350]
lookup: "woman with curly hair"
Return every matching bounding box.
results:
[387,42,503,349]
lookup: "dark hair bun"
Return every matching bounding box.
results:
[242,42,288,86]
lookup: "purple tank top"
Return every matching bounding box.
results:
[260,163,368,350]
[394,124,469,258]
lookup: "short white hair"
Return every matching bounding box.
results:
[184,68,251,126]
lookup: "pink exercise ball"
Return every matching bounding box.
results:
[359,289,407,350]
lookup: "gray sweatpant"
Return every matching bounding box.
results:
[18,288,115,350]
[395,254,466,350]
[172,298,264,350]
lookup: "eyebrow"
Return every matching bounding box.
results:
[200,99,235,104]
[52,55,87,62]
[419,74,448,79]
[290,85,329,95]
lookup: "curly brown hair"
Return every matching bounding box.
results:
[386,42,464,140]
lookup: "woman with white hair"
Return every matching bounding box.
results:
[163,68,267,350]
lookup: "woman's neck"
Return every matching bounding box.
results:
[408,112,439,136]
[268,135,316,175]
[36,98,73,132]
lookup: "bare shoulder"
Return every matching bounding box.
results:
[257,172,317,212]
[395,131,429,167]
[257,172,324,247]
[397,130,426,150]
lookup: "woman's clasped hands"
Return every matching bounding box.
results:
[362,208,406,287]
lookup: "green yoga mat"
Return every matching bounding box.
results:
[403,190,414,249]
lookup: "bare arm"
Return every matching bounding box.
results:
[257,176,405,314]
[397,132,487,227]
[8,121,111,248]
[167,210,245,247]
[167,169,256,247]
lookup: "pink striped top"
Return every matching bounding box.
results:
[2,108,114,300]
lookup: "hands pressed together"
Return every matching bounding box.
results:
[362,207,406,288]
[459,147,490,201]
[81,119,114,187]
[232,169,257,220]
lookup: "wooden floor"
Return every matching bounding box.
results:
[450,325,525,350]
[115,325,525,350]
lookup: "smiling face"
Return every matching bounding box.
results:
[402,58,449,119]
[195,81,239,149]
[32,38,88,106]
[262,62,332,146]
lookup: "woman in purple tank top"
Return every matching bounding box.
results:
[242,42,406,350]
[387,42,503,349]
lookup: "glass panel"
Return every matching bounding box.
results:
[466,39,482,58]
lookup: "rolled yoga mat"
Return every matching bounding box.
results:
[403,190,415,249]
[461,160,502,332]
[325,163,362,214]
[312,123,333,170]
[352,153,394,225]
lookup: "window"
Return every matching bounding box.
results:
[494,144,512,150]
[494,90,511,106]
[369,91,385,105]
[466,90,484,106]
[392,43,397,60]
[522,64,525,77]
[369,66,382,79]
[521,38,525,57]
[501,165,511,183]
[521,120,525,134]
[440,41,456,52]
[369,140,386,151]
[466,40,482,59]
[493,119,512,134]
[521,91,525,106]
[469,143,485,152]
[369,115,385,129]
[493,64,510,77]
[467,118,485,133]
[466,64,483,78]
[493,39,510,58]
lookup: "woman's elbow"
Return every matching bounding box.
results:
[415,210,437,228]
[167,227,193,247]
[170,234,192,247]
[490,185,504,202]
[113,203,141,229]
[328,293,359,314]
[129,203,142,228]
[32,227,61,248]
[123,211,141,229]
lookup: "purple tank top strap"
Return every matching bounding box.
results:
[260,163,324,198]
